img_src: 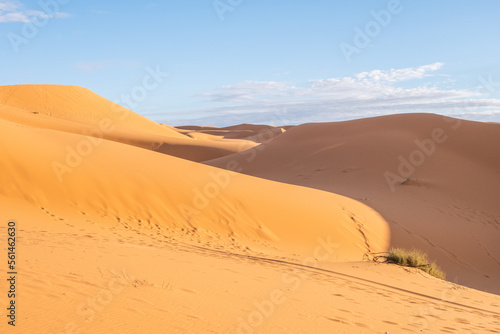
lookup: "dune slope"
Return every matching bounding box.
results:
[206,113,500,293]
[0,102,389,260]
[1,202,499,333]
[0,85,256,161]
[1,87,500,333]
[175,124,289,144]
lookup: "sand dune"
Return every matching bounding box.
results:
[2,85,500,333]
[0,86,389,259]
[206,113,500,293]
[1,200,499,333]
[0,85,256,161]
[174,124,288,144]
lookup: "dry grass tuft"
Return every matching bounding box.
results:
[387,248,445,280]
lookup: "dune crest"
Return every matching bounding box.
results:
[2,86,500,333]
[0,85,257,161]
[206,113,500,293]
[0,85,389,260]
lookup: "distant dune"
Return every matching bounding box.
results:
[174,124,288,143]
[206,113,500,293]
[1,85,499,333]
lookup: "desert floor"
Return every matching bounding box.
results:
[1,85,499,333]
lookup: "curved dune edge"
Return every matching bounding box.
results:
[3,85,500,333]
[174,124,288,144]
[0,114,389,261]
[0,85,257,161]
[206,113,500,293]
[1,195,499,333]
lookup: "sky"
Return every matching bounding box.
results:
[1,0,500,126]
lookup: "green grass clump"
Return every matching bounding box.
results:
[387,248,445,280]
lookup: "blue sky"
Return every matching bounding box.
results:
[1,0,500,126]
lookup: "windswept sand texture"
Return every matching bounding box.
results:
[1,85,499,333]
[207,114,500,294]
[0,85,257,162]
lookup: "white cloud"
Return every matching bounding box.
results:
[54,12,70,19]
[163,63,500,126]
[198,63,452,106]
[0,0,18,11]
[0,0,70,23]
[354,62,444,82]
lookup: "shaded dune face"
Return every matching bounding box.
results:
[174,125,287,144]
[0,84,390,261]
[2,85,500,334]
[0,85,257,162]
[206,113,500,293]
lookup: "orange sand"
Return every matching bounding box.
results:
[1,85,499,333]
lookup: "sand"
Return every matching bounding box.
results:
[1,85,499,333]
[206,113,500,294]
[0,85,257,161]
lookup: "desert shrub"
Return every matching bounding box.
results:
[387,248,445,280]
